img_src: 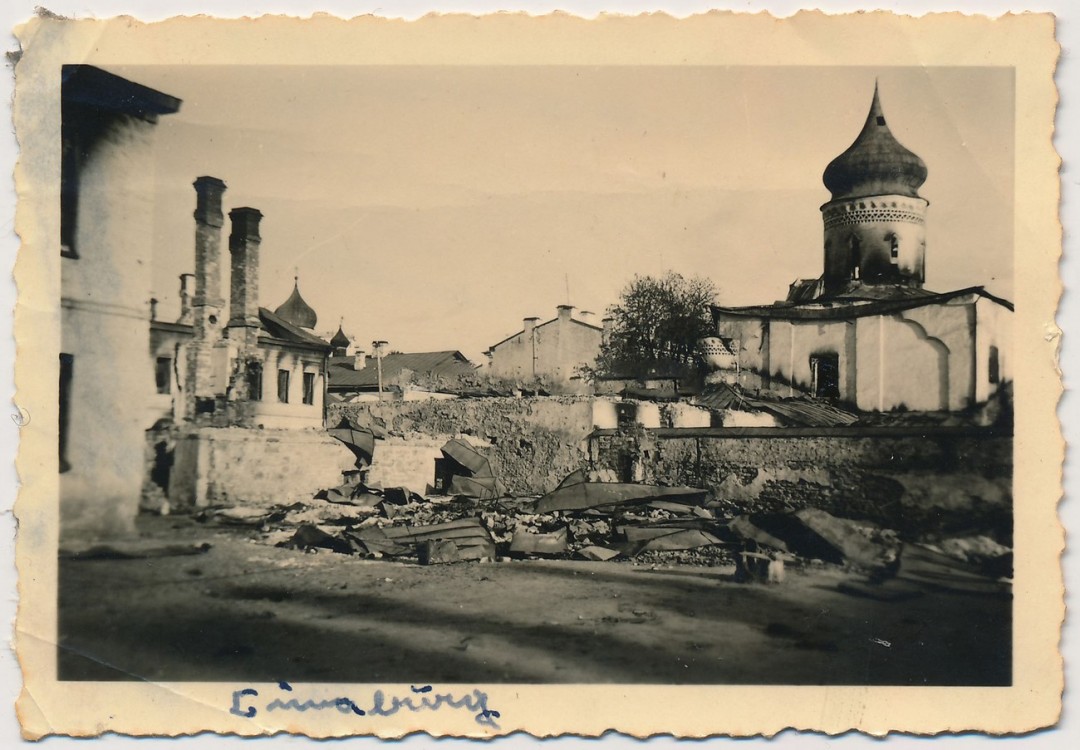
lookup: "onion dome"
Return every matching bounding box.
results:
[822,82,928,202]
[330,321,351,349]
[274,276,318,330]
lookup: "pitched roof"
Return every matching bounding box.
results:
[327,350,475,390]
[712,286,1013,322]
[488,315,602,351]
[258,307,331,349]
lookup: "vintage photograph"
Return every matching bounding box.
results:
[12,9,1063,740]
[55,62,1015,686]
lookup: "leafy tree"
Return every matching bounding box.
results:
[590,271,719,379]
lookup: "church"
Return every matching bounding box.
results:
[710,84,1012,413]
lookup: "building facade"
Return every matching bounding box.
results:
[59,66,182,540]
[487,305,603,391]
[711,83,1012,413]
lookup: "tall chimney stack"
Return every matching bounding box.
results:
[227,207,263,350]
[186,176,227,420]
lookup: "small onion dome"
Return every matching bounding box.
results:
[822,82,928,202]
[330,323,351,349]
[274,277,318,330]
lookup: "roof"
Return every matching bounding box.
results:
[694,384,859,427]
[488,315,602,351]
[257,307,331,349]
[150,312,331,351]
[62,65,182,120]
[273,278,318,330]
[327,350,475,390]
[712,286,1013,323]
[822,82,928,202]
[330,324,351,348]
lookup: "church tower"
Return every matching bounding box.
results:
[820,82,929,292]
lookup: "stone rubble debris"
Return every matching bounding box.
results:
[209,466,1013,587]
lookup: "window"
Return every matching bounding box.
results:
[988,345,1000,384]
[59,354,73,473]
[302,372,316,405]
[155,357,172,395]
[277,369,290,403]
[247,362,262,401]
[809,353,840,399]
[886,232,899,261]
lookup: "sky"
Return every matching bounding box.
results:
[112,64,1014,361]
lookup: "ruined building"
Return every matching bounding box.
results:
[710,83,1013,413]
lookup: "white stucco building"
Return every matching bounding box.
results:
[487,305,603,391]
[711,84,1012,413]
[59,66,181,540]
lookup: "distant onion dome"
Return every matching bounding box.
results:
[822,82,928,202]
[274,276,318,330]
[330,322,351,349]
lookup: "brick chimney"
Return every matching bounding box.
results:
[186,176,227,420]
[354,350,367,370]
[557,304,574,323]
[579,310,596,326]
[602,316,614,347]
[227,207,262,350]
[177,273,194,324]
[523,316,540,338]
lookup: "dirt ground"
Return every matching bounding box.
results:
[57,516,1010,686]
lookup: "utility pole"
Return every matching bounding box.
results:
[372,340,388,398]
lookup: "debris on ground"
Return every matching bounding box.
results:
[198,464,1009,588]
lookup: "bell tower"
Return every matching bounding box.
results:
[820,83,929,292]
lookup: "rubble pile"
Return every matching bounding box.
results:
[186,433,1011,590]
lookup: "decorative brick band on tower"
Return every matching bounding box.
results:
[186,176,227,421]
[227,207,263,350]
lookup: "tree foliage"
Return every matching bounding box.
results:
[590,271,719,379]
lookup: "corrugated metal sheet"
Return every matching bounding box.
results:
[694,384,858,428]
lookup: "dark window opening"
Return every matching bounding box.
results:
[989,345,1000,384]
[247,363,262,401]
[302,371,315,405]
[810,353,840,399]
[155,356,172,395]
[886,232,899,261]
[277,369,290,404]
[59,354,73,473]
[876,116,886,126]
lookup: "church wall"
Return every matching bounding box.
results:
[853,304,975,412]
[974,298,1013,404]
[766,319,855,400]
[713,316,767,372]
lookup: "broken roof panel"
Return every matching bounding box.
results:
[440,438,494,478]
[537,482,709,514]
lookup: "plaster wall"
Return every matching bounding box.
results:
[489,312,601,389]
[60,114,160,540]
[974,298,1013,403]
[766,319,856,399]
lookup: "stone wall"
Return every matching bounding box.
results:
[169,427,356,508]
[590,427,1012,542]
[329,397,596,495]
[365,437,446,494]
